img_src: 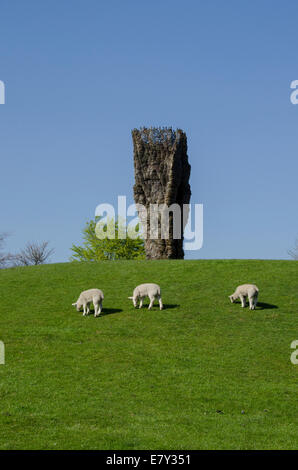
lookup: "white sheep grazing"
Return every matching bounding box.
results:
[72,288,104,317]
[229,284,259,310]
[128,283,163,310]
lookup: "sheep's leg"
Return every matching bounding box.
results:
[249,294,257,310]
[83,303,87,316]
[94,300,102,317]
[148,296,154,310]
[158,295,163,310]
[240,295,246,308]
[139,297,143,309]
[94,303,98,317]
[86,303,90,315]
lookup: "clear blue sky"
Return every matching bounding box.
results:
[0,0,297,262]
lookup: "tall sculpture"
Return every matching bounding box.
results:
[132,127,191,259]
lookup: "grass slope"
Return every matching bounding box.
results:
[0,260,297,450]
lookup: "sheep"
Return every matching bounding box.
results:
[128,283,163,310]
[72,288,104,317]
[229,284,259,310]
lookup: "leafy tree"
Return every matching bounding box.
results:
[70,218,145,261]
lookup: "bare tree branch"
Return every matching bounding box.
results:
[13,241,54,266]
[288,238,298,260]
[0,232,12,268]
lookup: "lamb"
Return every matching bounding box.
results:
[229,284,259,310]
[128,283,163,310]
[72,288,104,317]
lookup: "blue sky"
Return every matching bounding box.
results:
[0,0,297,262]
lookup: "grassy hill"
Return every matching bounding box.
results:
[0,259,297,450]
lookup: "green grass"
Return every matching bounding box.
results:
[0,259,297,450]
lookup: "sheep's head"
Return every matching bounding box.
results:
[229,295,235,303]
[128,296,137,308]
[72,301,82,311]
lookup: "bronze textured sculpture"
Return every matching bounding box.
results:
[132,127,191,259]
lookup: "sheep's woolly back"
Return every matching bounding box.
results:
[233,284,259,297]
[133,283,161,298]
[77,288,104,302]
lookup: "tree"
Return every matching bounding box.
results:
[0,233,12,268]
[13,241,54,266]
[288,238,298,260]
[70,218,145,261]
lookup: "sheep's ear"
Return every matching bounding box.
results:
[72,302,77,306]
[128,297,133,300]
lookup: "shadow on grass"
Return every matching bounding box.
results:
[99,308,123,316]
[232,301,278,310]
[137,304,179,310]
[257,302,278,310]
[162,304,180,310]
